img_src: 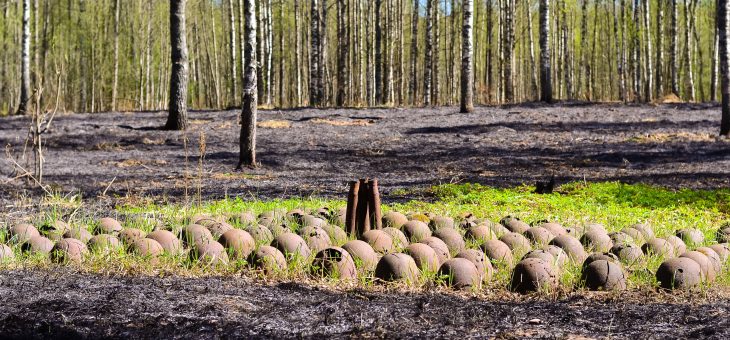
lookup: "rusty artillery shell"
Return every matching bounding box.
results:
[356,178,371,237]
[346,180,360,236]
[369,179,383,230]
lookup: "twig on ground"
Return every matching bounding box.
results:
[4,145,51,195]
[101,177,117,197]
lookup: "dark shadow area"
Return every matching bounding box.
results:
[407,119,717,135]
[117,125,164,131]
[0,269,728,339]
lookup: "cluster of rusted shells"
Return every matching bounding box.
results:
[1,212,727,293]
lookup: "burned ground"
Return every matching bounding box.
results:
[0,102,728,204]
[1,103,730,338]
[1,269,729,339]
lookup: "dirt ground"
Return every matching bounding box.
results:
[1,103,730,338]
[0,269,728,339]
[0,102,728,205]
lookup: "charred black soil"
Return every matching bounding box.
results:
[1,102,728,204]
[1,269,729,339]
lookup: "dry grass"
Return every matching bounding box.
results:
[93,142,126,151]
[629,132,719,144]
[39,192,82,210]
[310,118,373,126]
[141,137,166,145]
[210,172,275,180]
[354,148,385,156]
[108,159,168,168]
[216,121,234,129]
[190,119,213,126]
[257,120,292,129]
[658,93,682,103]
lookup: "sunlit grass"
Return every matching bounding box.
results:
[403,182,730,234]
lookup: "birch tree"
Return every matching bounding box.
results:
[111,0,120,111]
[383,0,393,105]
[321,0,329,104]
[227,0,238,105]
[310,0,322,106]
[671,0,679,96]
[432,0,440,104]
[294,0,302,106]
[375,0,383,104]
[336,0,349,106]
[460,0,474,113]
[409,0,419,105]
[503,0,514,102]
[449,0,458,104]
[277,0,284,106]
[239,0,258,167]
[720,0,730,135]
[486,0,494,103]
[656,0,664,98]
[561,0,572,99]
[526,0,538,98]
[684,0,696,101]
[424,0,434,106]
[579,0,589,99]
[643,0,653,102]
[632,0,640,102]
[539,0,552,102]
[617,0,628,101]
[264,0,273,106]
[165,0,189,130]
[713,7,720,102]
[17,0,31,115]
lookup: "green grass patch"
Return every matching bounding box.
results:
[109,181,729,235]
[402,181,730,238]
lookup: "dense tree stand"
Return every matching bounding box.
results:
[0,0,726,134]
